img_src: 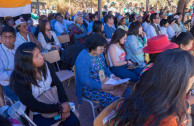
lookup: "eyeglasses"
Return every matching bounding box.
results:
[154,17,160,19]
[97,47,105,52]
[2,35,15,39]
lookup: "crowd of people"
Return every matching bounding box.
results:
[0,0,194,125]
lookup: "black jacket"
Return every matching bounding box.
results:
[13,63,68,113]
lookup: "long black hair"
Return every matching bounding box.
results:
[112,48,194,126]
[106,28,127,53]
[92,21,103,33]
[10,42,47,88]
[127,21,141,36]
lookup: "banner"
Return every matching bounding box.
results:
[0,0,31,17]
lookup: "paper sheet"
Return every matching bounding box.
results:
[105,78,130,85]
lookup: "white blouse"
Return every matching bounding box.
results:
[38,31,60,50]
[31,64,52,98]
[108,44,126,67]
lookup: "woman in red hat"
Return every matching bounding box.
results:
[141,35,178,77]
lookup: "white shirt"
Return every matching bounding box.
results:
[142,22,150,32]
[161,27,169,39]
[15,32,30,49]
[54,19,73,36]
[108,44,126,67]
[146,23,161,39]
[0,44,16,86]
[38,31,60,50]
[167,25,175,40]
[173,23,182,33]
[32,64,52,98]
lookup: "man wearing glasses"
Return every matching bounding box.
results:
[146,13,161,39]
[0,26,18,102]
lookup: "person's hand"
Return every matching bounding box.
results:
[112,75,120,81]
[101,84,115,91]
[101,78,115,91]
[61,112,70,121]
[61,102,70,113]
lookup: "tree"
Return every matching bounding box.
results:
[176,0,191,21]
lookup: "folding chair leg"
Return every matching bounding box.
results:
[78,104,80,113]
[68,80,71,87]
[87,100,96,120]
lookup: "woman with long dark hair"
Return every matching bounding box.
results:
[92,21,108,39]
[142,13,150,32]
[107,28,142,82]
[10,42,80,126]
[109,48,194,126]
[125,21,146,68]
[38,20,60,51]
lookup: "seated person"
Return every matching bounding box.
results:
[172,32,194,51]
[11,42,80,126]
[92,21,108,39]
[14,18,42,49]
[107,28,142,82]
[125,22,146,68]
[27,18,36,35]
[0,26,18,101]
[117,15,128,32]
[75,33,131,109]
[167,15,176,41]
[110,48,194,126]
[69,15,88,45]
[141,35,178,78]
[103,14,116,39]
[38,20,60,51]
[87,13,98,33]
[54,13,73,36]
[160,19,169,39]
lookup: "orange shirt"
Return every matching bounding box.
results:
[144,115,184,126]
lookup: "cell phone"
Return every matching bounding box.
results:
[54,114,62,121]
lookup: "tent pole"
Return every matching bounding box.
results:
[146,0,149,13]
[37,0,40,18]
[98,0,102,20]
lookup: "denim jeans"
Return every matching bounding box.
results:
[110,65,143,82]
[33,110,80,126]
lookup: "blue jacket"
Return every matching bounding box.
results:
[103,23,116,39]
[125,35,146,67]
[75,49,112,104]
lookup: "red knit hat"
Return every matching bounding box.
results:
[143,35,179,54]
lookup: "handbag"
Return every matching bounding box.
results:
[104,84,127,98]
[36,86,59,118]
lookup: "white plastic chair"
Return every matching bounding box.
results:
[42,50,74,86]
